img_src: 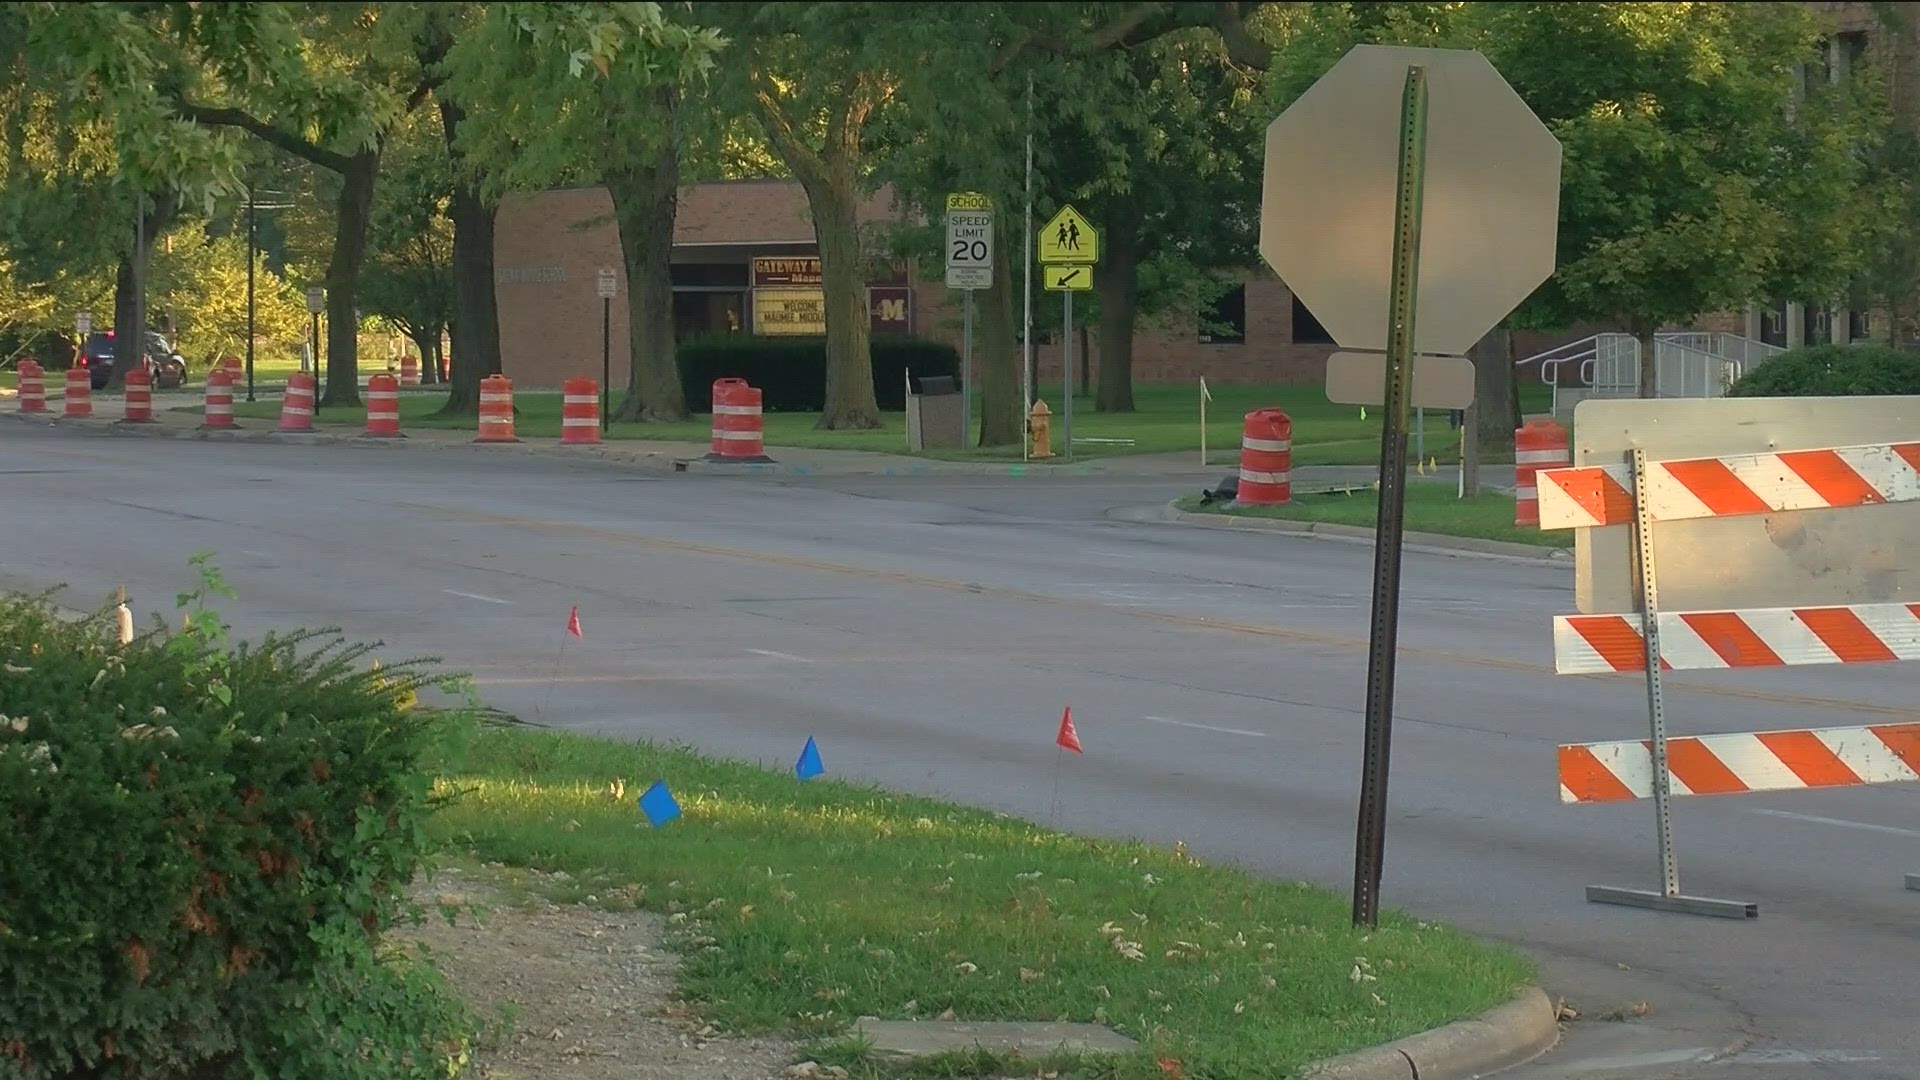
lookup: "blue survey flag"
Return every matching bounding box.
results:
[638,780,681,827]
[795,736,825,781]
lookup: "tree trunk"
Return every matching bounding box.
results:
[108,193,178,388]
[409,327,439,384]
[1631,317,1659,399]
[606,108,687,420]
[1094,208,1140,413]
[802,172,880,429]
[320,153,378,408]
[977,256,1022,446]
[436,98,503,416]
[1470,328,1513,458]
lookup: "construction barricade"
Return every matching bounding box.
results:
[16,360,45,414]
[706,378,771,462]
[364,373,402,437]
[63,368,92,419]
[121,364,155,423]
[1536,396,1920,918]
[561,378,600,445]
[1514,417,1568,525]
[201,369,236,429]
[279,372,316,432]
[476,375,518,443]
[1234,409,1292,506]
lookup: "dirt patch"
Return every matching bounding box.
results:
[400,865,800,1080]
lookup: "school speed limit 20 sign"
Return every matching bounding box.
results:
[945,192,993,291]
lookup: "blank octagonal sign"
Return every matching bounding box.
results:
[1260,45,1562,357]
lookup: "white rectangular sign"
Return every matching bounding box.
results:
[305,287,324,314]
[597,267,618,299]
[75,310,92,336]
[945,192,993,291]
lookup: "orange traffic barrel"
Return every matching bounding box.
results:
[1514,418,1569,526]
[1235,409,1292,505]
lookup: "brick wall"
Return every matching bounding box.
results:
[493,187,632,392]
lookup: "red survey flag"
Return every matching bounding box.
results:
[1055,707,1083,754]
[566,605,582,639]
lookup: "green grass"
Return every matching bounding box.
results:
[1178,485,1568,548]
[432,724,1532,1079]
[204,382,1551,465]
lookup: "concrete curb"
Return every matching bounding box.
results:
[670,456,1114,478]
[1154,500,1573,564]
[1299,987,1559,1080]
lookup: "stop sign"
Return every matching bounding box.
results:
[1260,45,1561,357]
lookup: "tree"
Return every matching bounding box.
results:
[443,3,727,420]
[1474,3,1895,395]
[148,223,307,365]
[163,3,448,406]
[356,116,455,381]
[703,3,906,430]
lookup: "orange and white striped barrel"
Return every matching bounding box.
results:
[63,367,93,419]
[201,369,236,428]
[562,377,601,445]
[707,378,770,461]
[399,354,420,387]
[1235,409,1292,506]
[121,363,155,423]
[475,374,518,443]
[16,360,45,414]
[364,373,402,437]
[219,356,243,387]
[279,371,316,432]
[1514,418,1569,526]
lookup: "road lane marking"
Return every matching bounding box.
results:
[1144,716,1268,738]
[1748,808,1920,838]
[745,648,807,661]
[443,589,512,605]
[405,504,1910,718]
[1720,1048,1886,1065]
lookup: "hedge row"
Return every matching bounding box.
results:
[677,334,959,412]
[1728,343,1920,397]
[0,568,471,1080]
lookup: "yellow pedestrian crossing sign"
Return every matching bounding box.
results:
[1044,265,1093,291]
[1039,205,1098,264]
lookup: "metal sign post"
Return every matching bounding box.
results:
[1351,66,1427,930]
[1037,205,1098,466]
[597,268,617,430]
[1062,291,1073,462]
[946,193,993,449]
[305,287,324,412]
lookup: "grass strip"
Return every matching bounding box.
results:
[204,382,1545,465]
[432,724,1532,1078]
[1177,486,1568,549]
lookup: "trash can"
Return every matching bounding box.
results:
[905,374,964,450]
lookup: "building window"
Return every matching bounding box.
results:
[1837,31,1867,80]
[1199,284,1246,344]
[1291,295,1333,344]
[671,263,750,288]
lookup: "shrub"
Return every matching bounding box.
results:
[678,334,960,412]
[1727,343,1920,397]
[0,560,471,1080]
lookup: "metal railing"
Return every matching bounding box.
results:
[1518,332,1786,415]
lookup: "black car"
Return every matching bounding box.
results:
[79,330,188,390]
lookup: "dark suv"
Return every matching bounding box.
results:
[79,330,187,390]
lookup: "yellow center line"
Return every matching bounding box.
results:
[408,503,1911,718]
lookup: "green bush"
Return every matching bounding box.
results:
[1727,343,1920,397]
[0,562,471,1080]
[678,334,960,412]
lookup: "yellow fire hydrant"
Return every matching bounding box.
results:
[1028,399,1053,458]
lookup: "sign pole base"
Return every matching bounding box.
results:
[1586,885,1757,920]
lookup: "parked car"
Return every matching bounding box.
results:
[78,330,188,390]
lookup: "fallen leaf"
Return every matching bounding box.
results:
[937,1008,957,1021]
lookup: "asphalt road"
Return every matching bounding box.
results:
[3,423,1916,1079]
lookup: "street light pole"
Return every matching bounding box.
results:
[246,189,257,402]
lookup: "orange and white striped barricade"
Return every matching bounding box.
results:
[219,355,244,387]
[1513,417,1568,525]
[201,369,237,429]
[399,354,420,387]
[475,374,518,443]
[279,371,316,432]
[16,360,46,414]
[561,377,600,445]
[706,378,772,462]
[1535,397,1920,917]
[1233,409,1291,506]
[120,363,156,423]
[364,373,402,438]
[63,367,93,419]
